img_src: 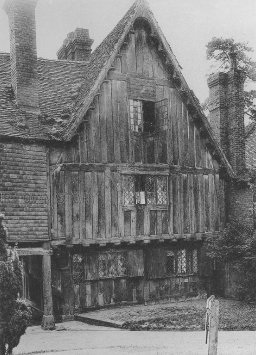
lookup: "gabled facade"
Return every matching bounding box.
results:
[0,0,246,328]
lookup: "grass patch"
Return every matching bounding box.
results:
[89,298,256,331]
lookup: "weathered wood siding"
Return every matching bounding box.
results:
[51,167,224,242]
[50,26,226,243]
[0,142,49,241]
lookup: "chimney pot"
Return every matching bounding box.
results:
[3,0,39,113]
[57,28,94,62]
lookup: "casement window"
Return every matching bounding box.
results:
[123,175,168,206]
[166,248,198,276]
[129,99,168,133]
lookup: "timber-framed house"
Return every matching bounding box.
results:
[1,0,253,328]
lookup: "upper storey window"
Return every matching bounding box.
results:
[129,99,168,133]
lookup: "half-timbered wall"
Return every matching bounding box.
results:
[50,25,225,245]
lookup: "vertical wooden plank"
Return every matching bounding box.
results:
[52,172,58,239]
[105,168,112,240]
[170,89,179,165]
[86,110,94,163]
[209,174,214,231]
[71,171,80,241]
[120,48,128,73]
[115,57,122,73]
[94,96,102,163]
[124,210,131,236]
[150,210,157,235]
[219,178,225,230]
[135,29,144,74]
[118,81,129,162]
[142,30,153,77]
[156,210,162,235]
[188,174,196,233]
[165,86,173,165]
[117,175,124,238]
[79,171,86,240]
[99,84,108,163]
[84,172,93,239]
[111,172,119,238]
[183,104,189,166]
[183,174,189,233]
[136,208,144,236]
[98,172,106,239]
[144,206,150,236]
[204,175,210,231]
[131,210,136,237]
[177,95,183,166]
[126,33,136,73]
[179,174,184,234]
[64,170,72,241]
[198,174,205,232]
[92,172,98,239]
[188,115,195,166]
[214,174,220,231]
[195,126,202,168]
[194,175,200,233]
[105,81,114,163]
[79,124,88,163]
[111,81,121,163]
[169,175,173,235]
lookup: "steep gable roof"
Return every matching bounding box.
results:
[60,0,234,176]
[0,0,234,176]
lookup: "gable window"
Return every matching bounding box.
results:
[129,99,168,133]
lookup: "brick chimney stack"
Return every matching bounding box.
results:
[57,28,94,61]
[207,53,246,175]
[3,0,39,113]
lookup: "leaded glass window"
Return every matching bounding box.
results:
[73,254,84,285]
[129,99,143,132]
[123,175,135,205]
[177,249,187,274]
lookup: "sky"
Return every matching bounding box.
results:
[0,0,256,103]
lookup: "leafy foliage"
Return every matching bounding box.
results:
[205,223,256,302]
[0,239,31,354]
[206,37,256,120]
[3,300,31,355]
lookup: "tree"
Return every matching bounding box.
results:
[0,217,31,355]
[206,37,256,120]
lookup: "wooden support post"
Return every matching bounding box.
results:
[206,295,219,355]
[41,253,55,330]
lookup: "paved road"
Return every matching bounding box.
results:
[14,322,256,355]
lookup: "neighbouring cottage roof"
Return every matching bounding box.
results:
[0,53,88,140]
[0,0,234,176]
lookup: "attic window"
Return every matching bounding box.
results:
[129,99,168,133]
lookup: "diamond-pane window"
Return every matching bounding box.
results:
[192,249,198,273]
[177,249,186,274]
[123,175,135,205]
[129,99,143,132]
[73,254,84,285]
[145,176,156,204]
[156,177,168,204]
[166,251,175,275]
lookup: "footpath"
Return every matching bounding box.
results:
[14,321,256,355]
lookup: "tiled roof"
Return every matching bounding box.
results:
[0,53,88,140]
[0,0,234,176]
